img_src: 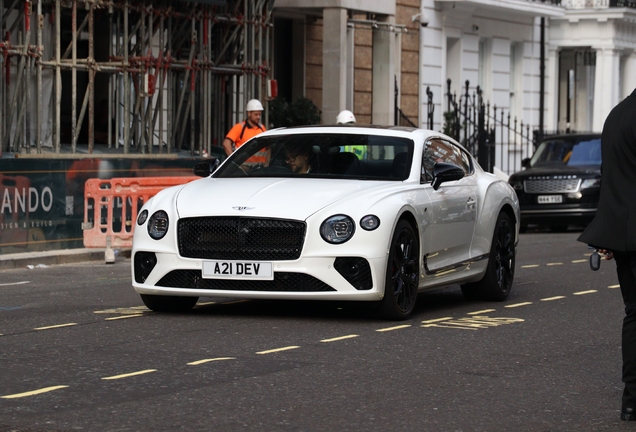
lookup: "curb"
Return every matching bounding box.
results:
[0,249,132,271]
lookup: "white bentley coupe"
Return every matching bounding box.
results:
[132,125,520,320]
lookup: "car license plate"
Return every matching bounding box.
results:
[537,195,563,204]
[202,260,274,280]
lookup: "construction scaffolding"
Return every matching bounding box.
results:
[0,0,273,156]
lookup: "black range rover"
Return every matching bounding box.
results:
[508,133,602,232]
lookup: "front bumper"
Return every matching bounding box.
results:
[132,251,386,301]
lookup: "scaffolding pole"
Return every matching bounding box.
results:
[0,0,273,157]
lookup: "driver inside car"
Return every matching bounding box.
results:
[285,144,313,174]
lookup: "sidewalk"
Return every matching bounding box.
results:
[0,248,131,271]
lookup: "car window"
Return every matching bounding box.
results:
[213,133,414,181]
[421,138,472,182]
[567,139,602,166]
[529,137,601,167]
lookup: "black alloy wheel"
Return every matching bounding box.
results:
[461,212,515,301]
[379,220,420,320]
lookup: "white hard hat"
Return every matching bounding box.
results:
[246,99,264,112]
[336,110,356,124]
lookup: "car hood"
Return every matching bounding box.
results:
[175,177,388,220]
[509,165,600,181]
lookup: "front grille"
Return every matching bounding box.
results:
[156,270,335,292]
[178,217,306,260]
[524,178,580,194]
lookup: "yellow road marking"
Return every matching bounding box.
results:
[1,385,68,399]
[188,357,235,366]
[609,284,621,289]
[467,309,496,315]
[102,370,157,380]
[94,307,148,314]
[105,314,143,321]
[572,259,587,263]
[34,323,77,330]
[574,290,597,295]
[422,323,478,330]
[256,346,300,355]
[541,296,566,301]
[505,302,533,308]
[547,262,563,266]
[521,264,539,268]
[376,325,411,332]
[421,317,453,324]
[320,334,359,343]
[423,316,524,330]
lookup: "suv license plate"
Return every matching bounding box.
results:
[537,195,563,204]
[202,260,274,280]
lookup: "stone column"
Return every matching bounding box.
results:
[545,45,559,132]
[372,15,396,125]
[622,51,636,100]
[322,8,348,125]
[593,48,620,131]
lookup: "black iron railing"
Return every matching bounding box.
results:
[443,79,536,174]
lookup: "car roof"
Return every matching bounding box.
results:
[540,133,601,141]
[260,124,441,142]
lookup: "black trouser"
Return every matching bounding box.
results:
[614,251,636,407]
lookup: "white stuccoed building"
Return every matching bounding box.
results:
[271,0,636,174]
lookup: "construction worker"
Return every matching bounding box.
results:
[337,110,366,159]
[222,99,267,156]
[336,110,356,125]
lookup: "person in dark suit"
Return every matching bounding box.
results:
[578,88,636,421]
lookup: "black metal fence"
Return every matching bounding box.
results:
[442,79,538,175]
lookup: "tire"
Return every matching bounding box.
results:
[140,294,198,313]
[461,212,515,301]
[379,220,420,320]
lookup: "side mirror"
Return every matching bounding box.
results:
[521,158,531,169]
[431,162,465,190]
[193,158,220,177]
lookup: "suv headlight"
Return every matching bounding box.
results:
[580,178,601,189]
[320,215,355,244]
[148,210,169,240]
[509,179,523,191]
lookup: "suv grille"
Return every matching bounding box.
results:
[178,217,306,260]
[524,178,580,194]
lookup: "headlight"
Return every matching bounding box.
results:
[147,210,169,240]
[137,209,148,225]
[320,215,355,244]
[360,215,380,231]
[580,178,601,189]
[509,180,523,191]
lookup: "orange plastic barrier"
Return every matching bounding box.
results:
[83,176,198,249]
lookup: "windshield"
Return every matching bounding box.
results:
[213,133,414,180]
[529,137,601,168]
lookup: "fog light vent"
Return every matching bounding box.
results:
[334,257,372,290]
[134,251,157,283]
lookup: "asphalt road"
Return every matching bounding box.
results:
[0,232,632,431]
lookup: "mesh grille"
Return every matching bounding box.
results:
[524,178,580,194]
[178,217,306,260]
[156,270,335,292]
